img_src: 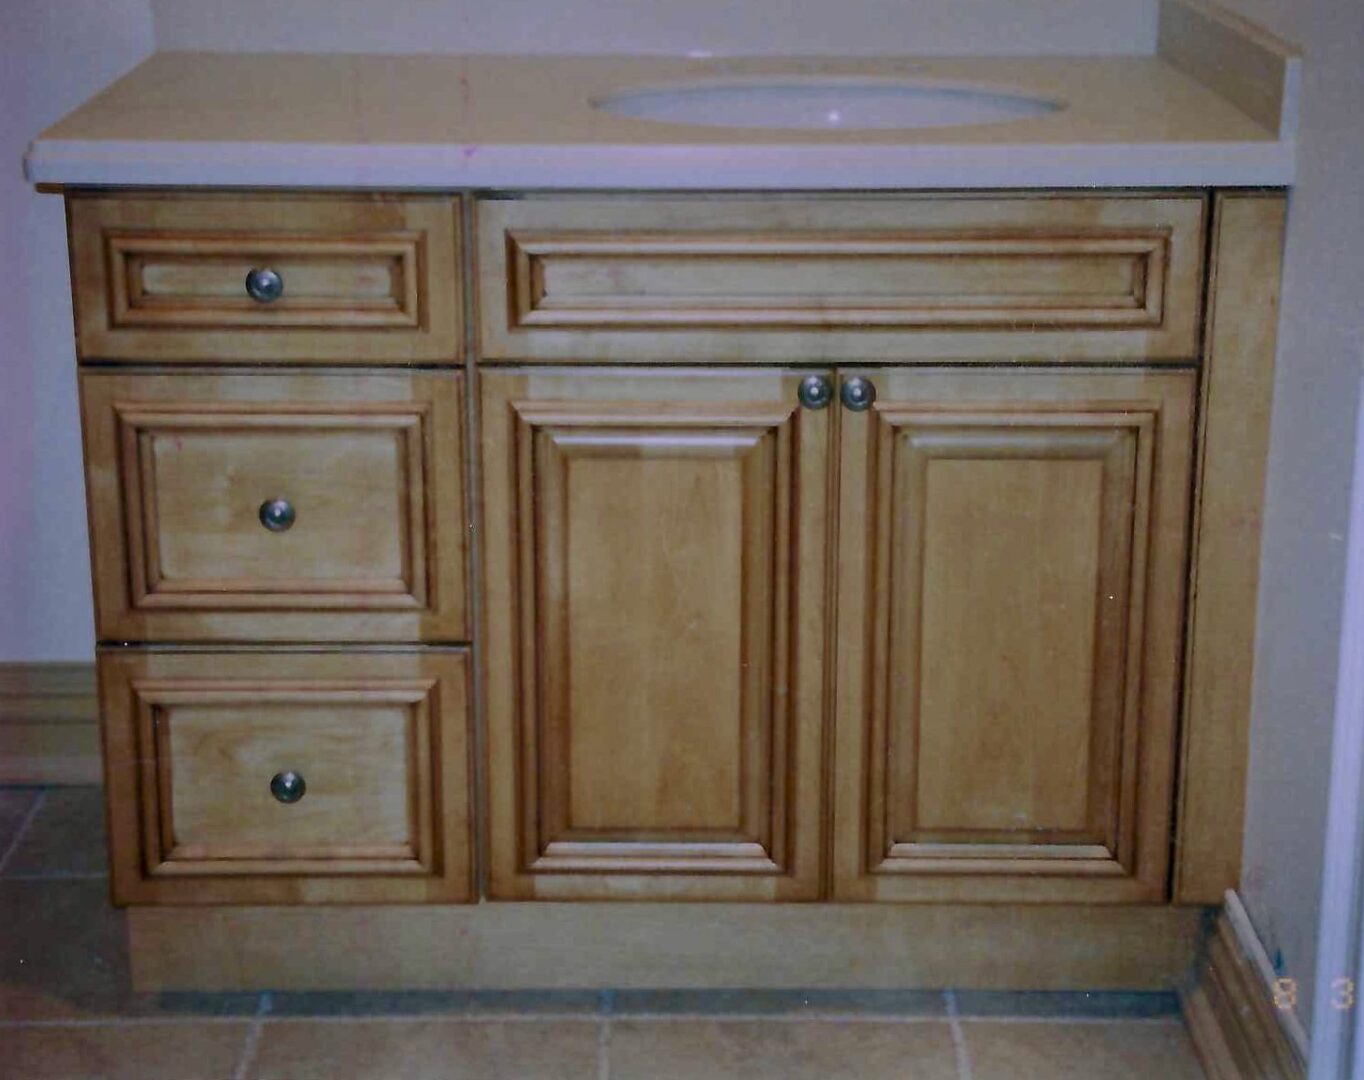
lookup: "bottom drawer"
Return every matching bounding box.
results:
[99,649,472,905]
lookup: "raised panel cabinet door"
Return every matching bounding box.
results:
[482,369,833,900]
[833,369,1195,903]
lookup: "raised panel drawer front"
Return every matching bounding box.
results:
[99,649,472,904]
[833,369,1195,903]
[81,371,467,642]
[482,369,832,900]
[477,195,1205,363]
[69,194,461,363]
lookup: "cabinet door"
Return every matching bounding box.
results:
[833,369,1194,902]
[482,370,832,900]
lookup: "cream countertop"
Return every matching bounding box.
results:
[24,4,1300,190]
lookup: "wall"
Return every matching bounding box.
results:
[149,0,1156,56]
[1,0,155,661]
[1219,0,1364,1039]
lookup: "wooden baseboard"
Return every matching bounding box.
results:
[1181,891,1308,1079]
[128,902,1205,992]
[0,662,100,785]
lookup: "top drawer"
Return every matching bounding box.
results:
[476,195,1205,363]
[69,194,462,364]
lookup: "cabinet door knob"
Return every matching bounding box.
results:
[840,376,877,412]
[797,374,834,410]
[245,267,284,303]
[270,770,306,804]
[258,497,296,532]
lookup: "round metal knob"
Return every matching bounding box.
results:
[797,374,834,410]
[270,770,306,804]
[245,267,284,303]
[258,498,296,533]
[840,376,877,412]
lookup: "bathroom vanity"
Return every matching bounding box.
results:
[26,0,1297,990]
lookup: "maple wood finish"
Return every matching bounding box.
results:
[99,648,474,904]
[80,371,468,643]
[128,901,1203,991]
[833,369,1195,903]
[480,369,831,900]
[476,195,1205,363]
[69,194,462,363]
[47,187,1287,988]
[1174,193,1287,903]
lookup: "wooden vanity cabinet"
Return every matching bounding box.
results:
[59,189,1283,982]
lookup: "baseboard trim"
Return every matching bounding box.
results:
[0,662,100,785]
[1181,890,1308,1079]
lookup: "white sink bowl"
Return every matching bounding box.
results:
[593,76,1063,131]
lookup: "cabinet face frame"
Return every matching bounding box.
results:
[832,368,1196,903]
[99,648,474,905]
[480,369,833,900]
[80,371,468,643]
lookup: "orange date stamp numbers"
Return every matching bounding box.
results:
[1273,977,1357,1011]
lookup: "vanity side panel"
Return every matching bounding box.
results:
[1174,192,1287,903]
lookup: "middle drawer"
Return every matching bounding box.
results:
[81,371,468,643]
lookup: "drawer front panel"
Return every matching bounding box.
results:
[70,194,461,363]
[82,372,467,642]
[477,195,1205,362]
[100,649,473,904]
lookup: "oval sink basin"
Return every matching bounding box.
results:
[593,76,1062,131]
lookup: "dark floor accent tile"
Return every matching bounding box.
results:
[267,989,602,1018]
[3,786,108,876]
[951,990,1182,1019]
[611,988,947,1017]
[0,879,259,1020]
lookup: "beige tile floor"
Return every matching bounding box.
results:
[0,786,1208,1079]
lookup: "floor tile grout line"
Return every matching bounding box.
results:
[597,987,614,1080]
[598,1017,612,1080]
[0,789,48,875]
[232,991,273,1080]
[945,989,975,1080]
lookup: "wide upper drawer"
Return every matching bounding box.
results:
[476,195,1206,362]
[81,371,467,642]
[99,648,472,904]
[68,194,462,363]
